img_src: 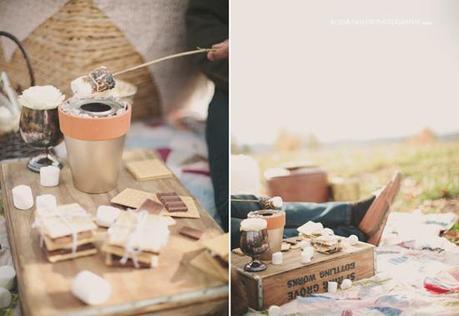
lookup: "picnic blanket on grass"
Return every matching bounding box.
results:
[248,211,459,316]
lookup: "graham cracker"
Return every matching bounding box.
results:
[106,211,170,253]
[202,233,229,260]
[111,188,153,209]
[281,242,291,252]
[101,243,157,266]
[111,189,200,219]
[47,249,98,263]
[126,159,173,181]
[44,243,97,263]
[36,203,97,239]
[43,233,96,251]
[104,253,151,268]
[190,251,228,282]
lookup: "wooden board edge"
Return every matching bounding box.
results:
[233,244,375,279]
[0,162,31,316]
[235,267,264,310]
[63,284,228,316]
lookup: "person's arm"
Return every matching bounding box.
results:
[186,0,228,92]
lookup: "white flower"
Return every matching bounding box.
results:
[18,85,65,110]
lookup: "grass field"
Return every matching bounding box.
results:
[249,140,459,215]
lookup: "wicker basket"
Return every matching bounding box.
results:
[0,0,161,121]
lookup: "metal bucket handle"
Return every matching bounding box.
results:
[0,31,35,87]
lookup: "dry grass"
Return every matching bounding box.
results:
[250,140,459,215]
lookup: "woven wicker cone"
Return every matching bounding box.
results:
[0,0,161,120]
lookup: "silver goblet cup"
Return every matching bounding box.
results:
[19,106,63,172]
[240,228,270,272]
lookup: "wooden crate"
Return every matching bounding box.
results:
[232,240,375,310]
[0,149,228,316]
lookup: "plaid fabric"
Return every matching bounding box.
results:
[0,131,41,162]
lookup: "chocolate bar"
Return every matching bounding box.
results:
[284,238,298,245]
[44,243,97,263]
[157,192,188,212]
[156,192,177,198]
[164,201,186,208]
[160,196,182,202]
[213,254,229,268]
[179,226,203,240]
[105,253,151,269]
[164,202,187,212]
[44,243,96,256]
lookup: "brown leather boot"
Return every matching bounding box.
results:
[359,172,402,246]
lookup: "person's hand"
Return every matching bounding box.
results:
[207,39,229,61]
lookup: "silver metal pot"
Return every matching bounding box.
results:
[59,98,131,193]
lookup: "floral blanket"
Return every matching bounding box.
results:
[249,211,459,316]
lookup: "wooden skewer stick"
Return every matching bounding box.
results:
[113,48,215,76]
[230,199,261,203]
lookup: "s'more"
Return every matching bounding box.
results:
[33,203,98,263]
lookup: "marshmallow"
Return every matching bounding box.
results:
[301,253,312,264]
[341,278,352,290]
[71,76,94,98]
[269,196,283,209]
[240,218,267,231]
[40,166,60,187]
[36,194,57,210]
[297,221,323,235]
[71,271,111,305]
[348,235,359,246]
[272,252,283,265]
[0,266,16,290]
[96,205,122,227]
[151,255,159,268]
[12,185,33,210]
[302,246,314,257]
[0,288,11,309]
[327,281,338,293]
[268,305,282,316]
[322,228,334,236]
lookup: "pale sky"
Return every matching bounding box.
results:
[231,0,459,144]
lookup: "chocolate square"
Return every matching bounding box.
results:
[137,199,164,214]
[179,226,203,240]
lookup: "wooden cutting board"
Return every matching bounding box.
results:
[0,149,228,315]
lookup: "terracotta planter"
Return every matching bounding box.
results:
[58,98,131,193]
[265,166,329,202]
